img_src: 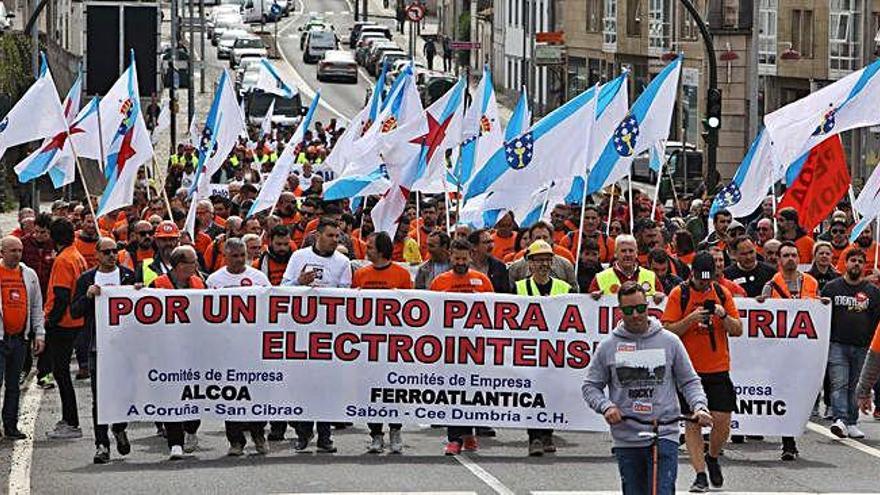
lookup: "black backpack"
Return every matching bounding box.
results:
[678,281,727,313]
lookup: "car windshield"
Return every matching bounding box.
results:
[248,93,298,116]
[235,38,263,48]
[222,31,247,42]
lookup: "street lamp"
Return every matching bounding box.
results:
[677,0,719,194]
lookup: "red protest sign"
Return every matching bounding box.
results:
[778,135,849,232]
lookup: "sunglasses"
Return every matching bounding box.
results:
[137,230,154,236]
[831,229,846,235]
[620,304,648,316]
[99,248,118,255]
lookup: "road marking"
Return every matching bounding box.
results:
[8,375,45,495]
[453,454,515,495]
[806,421,880,459]
[280,493,477,495]
[534,492,880,495]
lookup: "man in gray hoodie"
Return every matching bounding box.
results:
[583,281,712,495]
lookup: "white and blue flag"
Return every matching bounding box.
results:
[256,58,297,98]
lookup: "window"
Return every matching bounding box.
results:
[586,0,602,32]
[627,0,641,37]
[758,0,777,72]
[829,0,862,75]
[791,9,814,58]
[507,0,512,25]
[679,0,701,41]
[603,0,617,47]
[648,0,670,53]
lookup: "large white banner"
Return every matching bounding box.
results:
[97,287,830,436]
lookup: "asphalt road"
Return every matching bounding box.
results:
[5,2,880,494]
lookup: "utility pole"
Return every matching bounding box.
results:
[30,0,40,210]
[170,0,179,153]
[199,0,206,93]
[187,0,195,124]
[678,0,719,194]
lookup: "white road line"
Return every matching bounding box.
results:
[806,421,880,459]
[280,492,477,495]
[453,454,515,495]
[8,375,45,495]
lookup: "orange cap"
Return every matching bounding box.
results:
[155,220,180,239]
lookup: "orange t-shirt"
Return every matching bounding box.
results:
[561,231,616,263]
[491,232,517,260]
[0,264,28,334]
[204,239,227,272]
[661,283,738,374]
[794,235,815,264]
[195,231,213,256]
[871,321,880,353]
[74,234,99,269]
[44,245,87,329]
[429,269,494,293]
[837,242,877,275]
[353,263,413,290]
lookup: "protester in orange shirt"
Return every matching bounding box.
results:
[549,204,574,245]
[407,199,438,260]
[117,221,155,270]
[755,218,775,257]
[491,213,517,260]
[74,213,101,269]
[430,239,493,456]
[662,251,742,492]
[510,222,575,264]
[777,207,815,264]
[44,218,88,441]
[352,231,412,453]
[837,222,878,276]
[561,205,616,263]
[204,216,243,273]
[756,241,822,460]
[828,220,851,267]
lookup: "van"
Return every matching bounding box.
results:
[303,30,338,64]
[246,91,303,127]
[241,0,280,24]
[631,141,704,201]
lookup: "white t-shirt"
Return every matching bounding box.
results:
[206,265,271,288]
[94,268,121,286]
[281,246,352,288]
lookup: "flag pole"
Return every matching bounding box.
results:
[770,185,778,234]
[849,185,860,222]
[573,171,590,270]
[605,185,615,236]
[627,173,634,232]
[152,156,175,219]
[875,216,879,272]
[415,191,421,247]
[66,141,100,233]
[443,186,452,234]
[650,158,664,220]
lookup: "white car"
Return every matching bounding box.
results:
[230,35,267,68]
[212,17,245,45]
[218,28,249,58]
[317,50,357,83]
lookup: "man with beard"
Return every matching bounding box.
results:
[837,223,877,276]
[431,239,494,455]
[822,249,880,441]
[701,209,733,250]
[21,213,55,389]
[415,231,451,289]
[408,199,438,260]
[757,241,821,460]
[468,229,509,294]
[828,220,851,266]
[117,221,155,271]
[491,213,518,261]
[577,237,604,292]
[73,213,100,269]
[561,205,616,263]
[204,216,244,272]
[724,236,777,297]
[136,221,180,287]
[256,225,294,286]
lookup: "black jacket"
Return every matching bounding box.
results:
[485,256,510,294]
[71,266,137,352]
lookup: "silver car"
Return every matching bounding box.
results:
[317,50,358,83]
[218,28,249,58]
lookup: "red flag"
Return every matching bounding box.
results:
[778,135,849,232]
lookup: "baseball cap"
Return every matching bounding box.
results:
[155,220,180,239]
[691,252,716,281]
[526,240,554,259]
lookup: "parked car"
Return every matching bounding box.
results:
[365,43,402,73]
[348,21,377,48]
[372,51,408,77]
[354,35,389,65]
[237,64,263,95]
[418,72,456,106]
[241,0,281,24]
[218,28,250,59]
[230,35,267,68]
[207,6,240,36]
[212,17,245,45]
[317,50,358,83]
[357,25,393,43]
[302,30,338,64]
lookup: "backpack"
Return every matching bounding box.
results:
[678,281,727,313]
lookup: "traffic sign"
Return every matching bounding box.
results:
[449,41,481,50]
[405,3,425,22]
[536,31,564,44]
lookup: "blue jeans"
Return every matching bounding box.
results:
[0,336,27,431]
[614,439,678,495]
[828,342,867,425]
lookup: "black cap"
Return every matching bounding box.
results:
[691,251,716,281]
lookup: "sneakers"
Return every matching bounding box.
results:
[705,454,723,487]
[294,434,313,452]
[47,422,82,439]
[184,432,199,453]
[316,438,337,453]
[114,431,131,456]
[462,435,478,452]
[781,448,799,461]
[689,472,709,493]
[542,436,557,453]
[830,419,847,438]
[93,445,110,464]
[847,424,866,439]
[444,441,462,455]
[367,434,385,454]
[252,431,269,455]
[528,439,544,457]
[75,369,90,380]
[37,374,55,390]
[823,405,833,420]
[169,445,185,460]
[389,429,403,454]
[227,444,245,456]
